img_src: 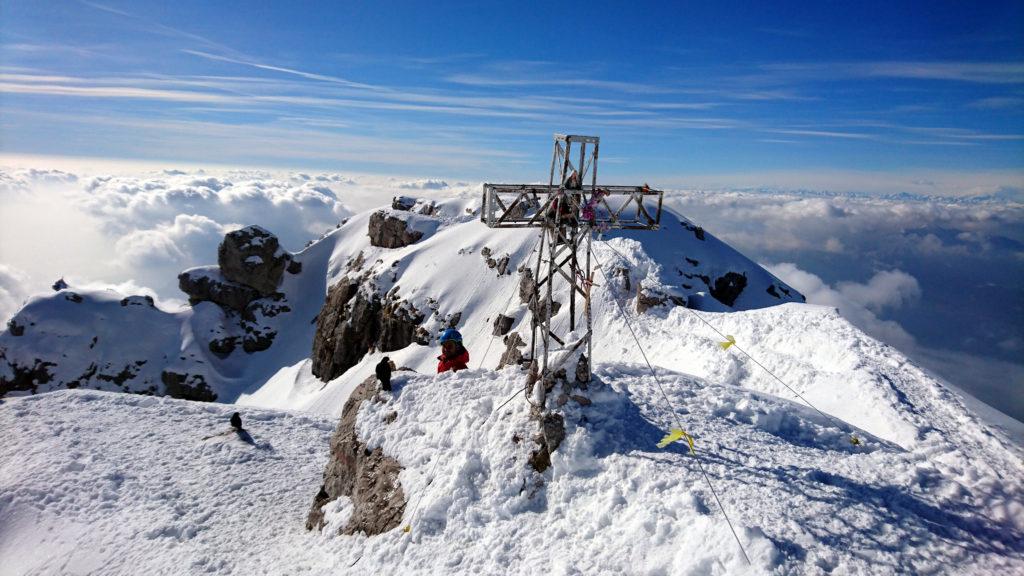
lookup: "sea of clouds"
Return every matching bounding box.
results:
[0,165,1020,422]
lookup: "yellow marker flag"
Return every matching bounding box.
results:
[403,525,411,533]
[719,335,736,350]
[657,428,696,454]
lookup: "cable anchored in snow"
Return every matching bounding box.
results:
[597,238,862,448]
[591,245,753,566]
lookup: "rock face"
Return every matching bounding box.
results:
[497,332,526,370]
[311,278,425,382]
[492,314,514,336]
[710,272,748,308]
[368,211,424,249]
[306,375,405,535]
[178,267,261,313]
[218,225,290,296]
[161,370,217,402]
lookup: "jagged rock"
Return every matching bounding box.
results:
[52,278,68,291]
[637,289,667,313]
[65,292,83,303]
[529,412,565,472]
[0,358,56,395]
[414,326,430,346]
[120,295,154,307]
[575,354,589,384]
[306,375,405,535]
[208,337,239,358]
[681,221,705,241]
[311,279,424,382]
[495,255,510,276]
[493,314,514,336]
[178,267,261,313]
[391,196,416,211]
[528,296,561,322]
[287,259,302,274]
[242,323,276,353]
[711,272,748,307]
[497,332,526,370]
[481,246,492,258]
[447,311,462,328]
[6,319,24,337]
[767,285,781,299]
[160,370,217,402]
[519,268,536,304]
[218,225,290,296]
[368,211,424,249]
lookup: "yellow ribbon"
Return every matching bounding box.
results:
[718,335,736,350]
[657,428,696,454]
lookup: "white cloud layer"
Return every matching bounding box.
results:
[766,263,920,350]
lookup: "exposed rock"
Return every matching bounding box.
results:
[529,412,565,472]
[6,319,24,337]
[391,196,416,211]
[306,375,405,535]
[575,354,589,384]
[287,259,303,275]
[65,292,83,303]
[711,272,748,307]
[492,314,514,336]
[494,255,511,276]
[0,358,56,395]
[518,268,536,304]
[311,278,425,382]
[571,395,592,406]
[208,336,239,358]
[120,295,154,307]
[447,311,462,328]
[161,370,217,402]
[242,323,276,353]
[637,289,668,313]
[481,246,492,258]
[681,221,706,241]
[767,285,781,299]
[368,211,424,249]
[497,332,526,370]
[178,267,261,313]
[528,296,561,322]
[52,278,68,291]
[218,225,290,296]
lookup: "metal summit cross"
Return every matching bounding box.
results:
[481,134,663,404]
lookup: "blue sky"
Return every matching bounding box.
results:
[1,0,1023,188]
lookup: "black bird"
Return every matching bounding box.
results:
[376,356,393,391]
[230,412,243,430]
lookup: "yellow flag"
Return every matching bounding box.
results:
[657,429,696,454]
[403,525,411,533]
[719,335,736,350]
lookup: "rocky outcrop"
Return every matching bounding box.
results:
[160,370,217,402]
[497,332,527,370]
[218,225,290,296]
[178,267,261,313]
[311,278,425,382]
[368,211,424,248]
[307,375,405,535]
[492,314,514,336]
[710,272,748,308]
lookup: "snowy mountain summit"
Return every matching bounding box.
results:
[1,193,1022,574]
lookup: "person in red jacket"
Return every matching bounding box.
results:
[437,328,469,373]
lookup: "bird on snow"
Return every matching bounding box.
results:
[230,412,243,430]
[376,356,393,391]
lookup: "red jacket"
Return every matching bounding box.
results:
[437,349,470,373]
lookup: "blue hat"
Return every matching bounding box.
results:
[439,328,462,343]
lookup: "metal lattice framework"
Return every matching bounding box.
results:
[481,134,663,405]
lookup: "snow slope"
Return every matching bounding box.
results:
[2,361,1021,575]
